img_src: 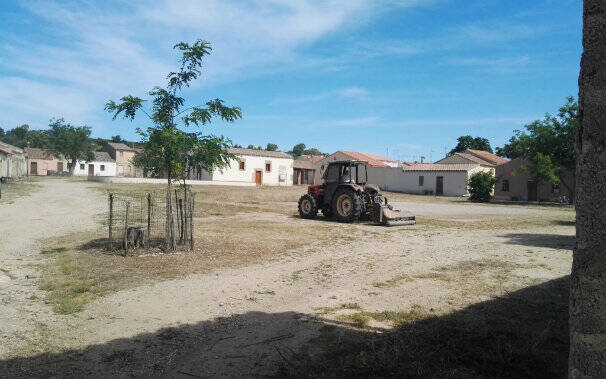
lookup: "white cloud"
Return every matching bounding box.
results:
[2,0,411,129]
[274,86,370,104]
[0,77,97,127]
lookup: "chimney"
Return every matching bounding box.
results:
[420,156,426,163]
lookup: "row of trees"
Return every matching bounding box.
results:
[0,120,97,175]
[231,142,324,157]
[496,97,577,195]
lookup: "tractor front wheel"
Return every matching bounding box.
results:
[298,194,318,219]
[332,187,362,223]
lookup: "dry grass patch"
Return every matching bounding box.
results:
[372,274,412,288]
[0,178,41,203]
[93,182,306,218]
[336,305,432,327]
[315,303,362,316]
[39,216,340,314]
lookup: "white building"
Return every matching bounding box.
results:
[0,141,27,179]
[188,148,294,186]
[72,152,117,177]
[313,150,401,184]
[366,163,493,196]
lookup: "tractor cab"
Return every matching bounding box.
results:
[321,160,368,186]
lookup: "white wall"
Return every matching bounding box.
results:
[73,161,117,176]
[211,155,293,186]
[366,166,493,196]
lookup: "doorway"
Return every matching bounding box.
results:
[57,162,63,173]
[88,164,94,176]
[436,176,444,196]
[255,170,262,186]
[527,180,538,201]
[30,162,38,175]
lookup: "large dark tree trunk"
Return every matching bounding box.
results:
[569,1,606,377]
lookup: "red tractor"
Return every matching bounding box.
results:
[297,160,415,226]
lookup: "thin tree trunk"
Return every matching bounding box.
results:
[569,1,606,377]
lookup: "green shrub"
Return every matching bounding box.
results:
[468,171,498,202]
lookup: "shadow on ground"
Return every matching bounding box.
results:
[502,233,575,250]
[1,277,569,378]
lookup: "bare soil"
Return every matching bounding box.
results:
[0,178,574,378]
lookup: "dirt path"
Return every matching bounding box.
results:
[0,178,106,358]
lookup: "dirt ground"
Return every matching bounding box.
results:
[0,178,574,378]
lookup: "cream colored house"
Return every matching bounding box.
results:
[24,147,69,176]
[188,148,293,186]
[101,142,140,177]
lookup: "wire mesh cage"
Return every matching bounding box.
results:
[106,185,194,253]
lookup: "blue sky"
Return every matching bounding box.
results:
[0,0,581,162]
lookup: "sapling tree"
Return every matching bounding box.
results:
[105,40,242,250]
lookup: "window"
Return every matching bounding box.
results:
[502,179,509,192]
[265,162,271,172]
[100,165,105,171]
[324,164,339,183]
[239,160,245,170]
[418,176,424,186]
[120,151,124,157]
[80,163,85,170]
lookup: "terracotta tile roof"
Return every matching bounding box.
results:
[228,147,293,159]
[0,147,11,155]
[464,149,509,165]
[107,142,135,151]
[24,147,54,160]
[360,152,399,163]
[454,152,493,165]
[403,163,480,172]
[300,154,325,164]
[132,147,143,154]
[337,151,392,168]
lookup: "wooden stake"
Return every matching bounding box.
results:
[147,193,151,246]
[177,198,183,243]
[189,192,195,250]
[108,193,114,250]
[123,201,130,255]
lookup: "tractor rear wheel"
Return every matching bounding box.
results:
[298,194,318,219]
[332,187,362,223]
